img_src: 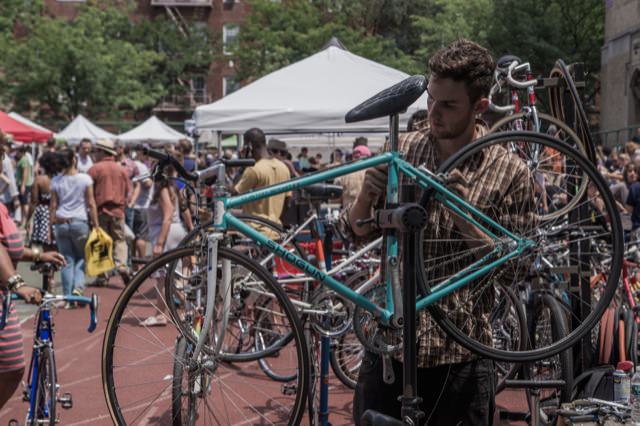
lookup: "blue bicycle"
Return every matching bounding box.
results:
[1,262,98,426]
[102,75,623,425]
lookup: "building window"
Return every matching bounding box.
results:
[192,76,208,103]
[223,76,240,97]
[223,24,240,55]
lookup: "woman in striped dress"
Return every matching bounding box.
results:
[0,147,66,409]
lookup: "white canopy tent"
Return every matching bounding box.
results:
[8,112,53,133]
[195,38,427,134]
[117,116,188,146]
[55,114,116,145]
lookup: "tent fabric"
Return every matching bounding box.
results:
[55,114,116,145]
[8,113,53,134]
[195,40,428,133]
[0,111,52,143]
[117,116,188,146]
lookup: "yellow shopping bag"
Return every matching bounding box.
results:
[85,227,115,276]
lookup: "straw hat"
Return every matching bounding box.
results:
[95,139,117,156]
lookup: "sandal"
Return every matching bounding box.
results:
[139,315,168,327]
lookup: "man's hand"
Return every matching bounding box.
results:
[444,169,495,255]
[16,286,42,305]
[362,164,388,202]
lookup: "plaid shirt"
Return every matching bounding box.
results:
[369,127,536,368]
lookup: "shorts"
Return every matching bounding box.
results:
[19,186,32,205]
[132,209,149,240]
[0,303,25,373]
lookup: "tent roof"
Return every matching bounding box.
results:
[0,111,52,142]
[195,39,427,133]
[55,114,116,145]
[8,113,53,134]
[117,116,188,145]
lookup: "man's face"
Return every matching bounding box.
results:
[80,142,92,156]
[427,76,477,140]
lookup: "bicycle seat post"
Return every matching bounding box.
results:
[399,184,426,425]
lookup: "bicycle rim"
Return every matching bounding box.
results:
[30,346,56,425]
[419,131,622,362]
[102,246,309,425]
[489,112,588,221]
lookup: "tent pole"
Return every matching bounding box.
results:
[216,131,222,159]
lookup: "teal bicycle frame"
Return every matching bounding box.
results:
[215,148,535,328]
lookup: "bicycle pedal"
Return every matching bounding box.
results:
[281,383,297,396]
[59,392,73,409]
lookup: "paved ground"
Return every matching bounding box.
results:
[0,267,528,425]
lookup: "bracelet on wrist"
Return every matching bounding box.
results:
[32,247,41,262]
[7,274,26,292]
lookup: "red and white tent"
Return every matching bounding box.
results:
[0,111,52,142]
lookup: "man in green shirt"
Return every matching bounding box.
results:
[14,145,33,227]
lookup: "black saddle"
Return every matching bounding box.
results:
[300,183,342,201]
[496,55,522,70]
[345,75,427,123]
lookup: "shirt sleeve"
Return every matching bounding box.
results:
[234,167,257,194]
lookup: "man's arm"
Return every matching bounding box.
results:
[234,168,257,194]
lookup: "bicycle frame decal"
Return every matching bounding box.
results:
[222,152,533,322]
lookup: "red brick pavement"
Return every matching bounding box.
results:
[0,277,527,425]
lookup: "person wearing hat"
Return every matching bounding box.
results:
[268,138,298,178]
[88,139,132,284]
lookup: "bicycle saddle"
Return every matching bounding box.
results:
[300,183,343,201]
[345,75,426,123]
[496,55,522,70]
[360,409,404,426]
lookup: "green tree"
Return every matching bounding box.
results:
[233,0,421,83]
[411,0,494,71]
[0,0,216,120]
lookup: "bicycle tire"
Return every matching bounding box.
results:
[165,214,309,351]
[494,284,528,393]
[525,293,573,425]
[549,59,596,163]
[171,336,196,426]
[102,246,310,426]
[419,131,623,362]
[489,112,588,221]
[329,269,369,389]
[29,346,56,426]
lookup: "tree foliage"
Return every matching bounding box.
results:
[234,0,604,86]
[0,0,216,120]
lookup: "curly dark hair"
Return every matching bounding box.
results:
[38,151,59,177]
[428,39,495,103]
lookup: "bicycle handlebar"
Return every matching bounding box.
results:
[1,290,99,333]
[505,61,536,89]
[141,146,255,184]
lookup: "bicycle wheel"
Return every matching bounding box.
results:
[171,336,196,426]
[493,284,527,393]
[103,246,309,425]
[418,131,622,362]
[29,346,56,426]
[525,293,573,424]
[329,269,369,389]
[489,112,589,221]
[166,214,308,350]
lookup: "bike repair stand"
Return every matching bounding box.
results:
[361,184,429,426]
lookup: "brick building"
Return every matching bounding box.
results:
[45,0,250,120]
[600,0,640,145]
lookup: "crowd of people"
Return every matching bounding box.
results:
[1,38,640,424]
